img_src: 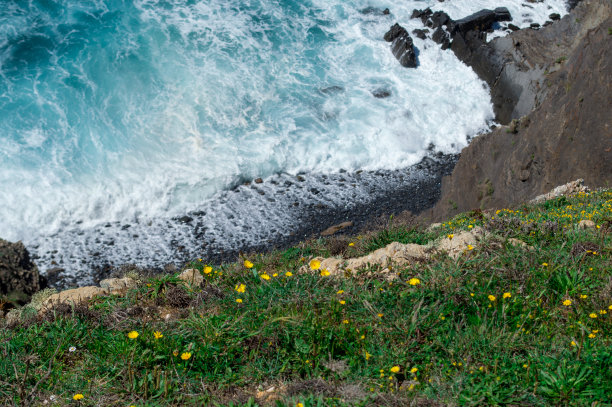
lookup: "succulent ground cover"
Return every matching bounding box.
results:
[1,190,611,406]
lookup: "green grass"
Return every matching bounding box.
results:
[1,190,611,406]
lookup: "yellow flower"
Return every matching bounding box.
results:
[260,273,270,280]
[309,259,321,270]
[236,298,243,303]
[468,225,473,229]
[563,299,572,306]
[244,260,254,269]
[408,278,421,286]
[523,364,528,369]
[272,273,278,277]
[337,289,344,294]
[467,245,474,251]
[365,352,371,360]
[542,263,548,267]
[589,313,598,319]
[173,350,179,357]
[339,300,346,305]
[235,283,246,293]
[447,234,454,239]
[410,367,418,374]
[503,292,511,299]
[297,403,304,407]
[580,295,587,299]
[609,305,612,310]
[320,269,330,277]
[73,394,84,401]
[488,295,496,302]
[285,271,293,277]
[390,366,400,373]
[342,319,349,324]
[348,242,355,247]
[599,310,607,315]
[470,293,474,297]
[128,331,139,339]
[588,333,596,338]
[203,266,212,274]
[181,352,192,360]
[571,341,577,347]
[153,331,163,340]
[377,313,383,317]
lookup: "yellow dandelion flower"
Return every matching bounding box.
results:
[272,273,278,277]
[588,333,596,338]
[365,352,371,360]
[571,341,577,346]
[589,313,598,319]
[337,289,344,294]
[342,319,349,324]
[468,225,473,229]
[339,300,346,305]
[470,293,475,297]
[523,364,528,369]
[173,349,179,357]
[488,295,496,302]
[181,352,192,360]
[203,266,212,274]
[408,278,421,286]
[260,273,271,280]
[447,234,454,239]
[410,367,418,374]
[467,244,474,250]
[377,313,383,317]
[285,271,293,277]
[348,242,355,247]
[73,394,84,401]
[309,259,321,270]
[320,269,330,277]
[127,331,139,339]
[236,298,243,303]
[390,366,400,373]
[563,299,572,306]
[153,331,163,340]
[503,292,511,299]
[297,403,304,407]
[542,263,548,267]
[609,305,612,310]
[599,310,607,315]
[235,283,246,293]
[244,260,254,269]
[580,294,587,299]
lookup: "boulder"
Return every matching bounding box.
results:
[41,286,108,309]
[452,8,512,35]
[99,277,136,294]
[0,239,45,299]
[321,221,354,237]
[177,268,205,287]
[384,24,418,68]
[412,29,429,40]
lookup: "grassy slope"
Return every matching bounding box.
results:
[1,190,611,406]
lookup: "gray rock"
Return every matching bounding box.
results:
[0,239,45,298]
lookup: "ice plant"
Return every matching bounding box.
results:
[128,331,139,339]
[309,259,321,270]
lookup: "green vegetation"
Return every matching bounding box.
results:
[1,190,611,406]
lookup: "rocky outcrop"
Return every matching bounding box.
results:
[384,23,418,68]
[0,239,45,300]
[428,0,612,220]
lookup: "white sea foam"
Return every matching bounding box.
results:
[0,0,570,278]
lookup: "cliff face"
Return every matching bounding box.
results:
[429,0,612,220]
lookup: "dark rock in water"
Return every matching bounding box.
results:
[453,8,512,35]
[360,7,390,16]
[44,267,65,288]
[431,10,452,29]
[384,23,418,68]
[254,177,263,184]
[319,85,344,95]
[412,28,429,40]
[432,27,451,49]
[508,23,521,31]
[411,8,432,21]
[372,88,391,98]
[530,23,541,29]
[566,0,583,10]
[549,13,561,20]
[0,239,46,299]
[178,216,193,223]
